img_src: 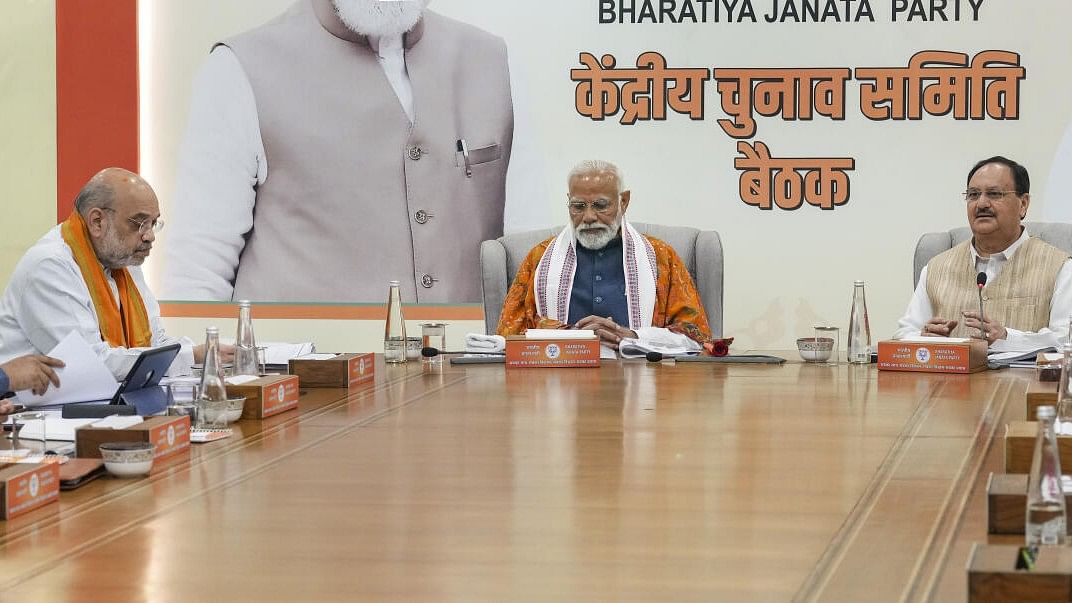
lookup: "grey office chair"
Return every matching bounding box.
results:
[913,221,1072,286]
[480,222,724,337]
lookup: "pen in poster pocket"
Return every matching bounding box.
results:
[456,138,473,178]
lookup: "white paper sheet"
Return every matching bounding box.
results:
[292,353,337,361]
[15,331,118,406]
[898,336,972,344]
[225,375,260,385]
[525,329,597,340]
[262,342,316,364]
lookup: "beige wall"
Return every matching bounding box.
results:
[0,0,56,288]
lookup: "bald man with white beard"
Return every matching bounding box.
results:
[161,0,543,304]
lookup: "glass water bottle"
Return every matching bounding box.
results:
[234,300,259,376]
[1057,343,1072,429]
[199,327,228,402]
[1026,405,1067,546]
[384,281,407,364]
[847,280,871,364]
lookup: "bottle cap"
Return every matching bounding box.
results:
[1037,405,1056,420]
[854,280,865,286]
[238,300,251,307]
[206,326,219,334]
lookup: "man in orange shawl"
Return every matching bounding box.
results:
[497,160,711,351]
[0,168,228,379]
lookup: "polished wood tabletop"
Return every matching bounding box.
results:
[0,357,1033,601]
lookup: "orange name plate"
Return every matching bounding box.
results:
[505,336,600,368]
[75,415,191,460]
[228,375,301,419]
[0,462,60,520]
[289,353,375,388]
[876,339,987,374]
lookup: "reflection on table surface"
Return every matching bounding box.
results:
[0,357,1033,601]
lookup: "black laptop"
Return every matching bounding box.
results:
[62,343,182,418]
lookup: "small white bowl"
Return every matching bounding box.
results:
[797,337,834,363]
[199,397,246,428]
[99,442,155,477]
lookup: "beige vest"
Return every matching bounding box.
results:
[926,237,1068,338]
[225,0,513,302]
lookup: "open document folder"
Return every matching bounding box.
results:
[16,331,117,406]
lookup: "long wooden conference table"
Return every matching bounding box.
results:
[0,356,1035,601]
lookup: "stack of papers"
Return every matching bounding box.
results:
[988,347,1056,369]
[618,338,701,360]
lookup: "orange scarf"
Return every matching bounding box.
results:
[60,211,152,348]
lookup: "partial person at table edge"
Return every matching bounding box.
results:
[0,168,234,381]
[497,159,712,351]
[0,355,65,413]
[894,155,1072,350]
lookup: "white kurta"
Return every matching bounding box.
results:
[894,229,1072,352]
[158,38,548,301]
[0,226,195,379]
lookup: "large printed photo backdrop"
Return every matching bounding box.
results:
[142,0,1072,348]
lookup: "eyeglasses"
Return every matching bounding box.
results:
[963,189,1020,203]
[567,198,618,216]
[102,208,165,234]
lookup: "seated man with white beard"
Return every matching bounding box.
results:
[0,168,232,380]
[497,160,711,351]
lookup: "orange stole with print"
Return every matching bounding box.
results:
[60,211,152,348]
[496,234,711,343]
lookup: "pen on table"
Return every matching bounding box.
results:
[456,138,473,178]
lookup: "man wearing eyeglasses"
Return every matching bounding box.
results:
[497,160,711,351]
[0,168,233,379]
[895,156,1072,350]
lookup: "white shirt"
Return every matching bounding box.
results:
[0,226,195,380]
[159,37,549,301]
[894,229,1072,351]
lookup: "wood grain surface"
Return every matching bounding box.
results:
[0,358,1035,601]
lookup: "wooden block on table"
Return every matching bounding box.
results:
[1006,422,1072,474]
[75,415,191,460]
[505,336,600,368]
[1027,380,1060,421]
[968,543,1072,603]
[987,473,1072,535]
[876,338,988,373]
[227,374,301,419]
[288,353,375,388]
[0,462,59,520]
